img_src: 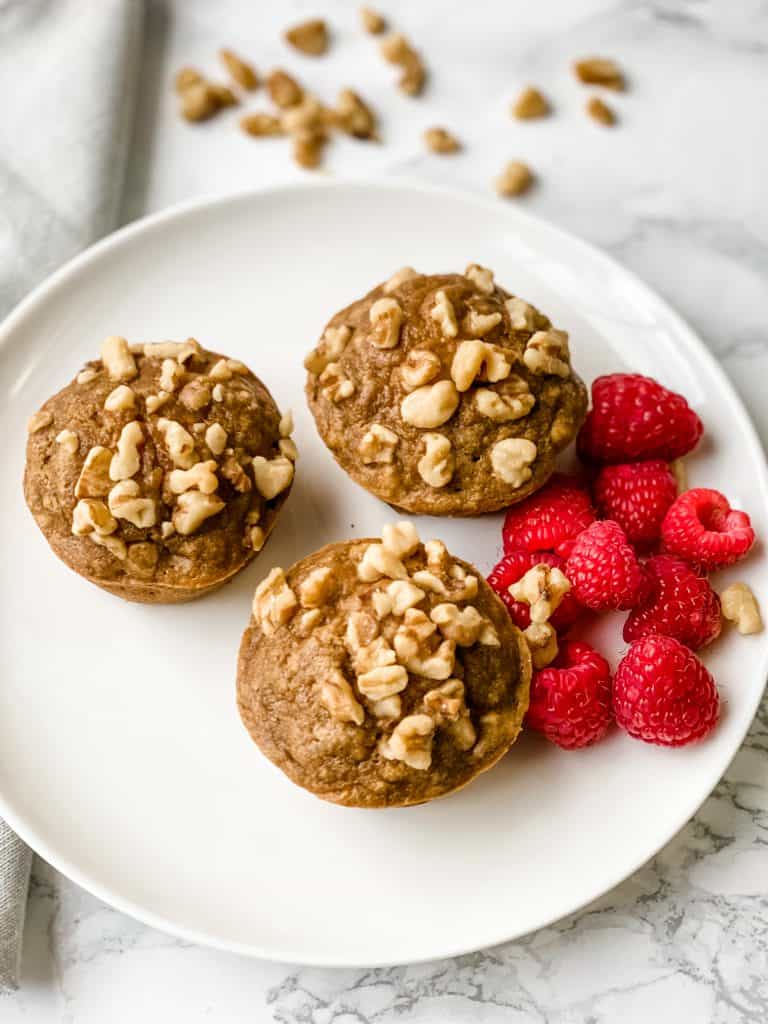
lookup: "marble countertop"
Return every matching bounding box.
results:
[6,0,768,1020]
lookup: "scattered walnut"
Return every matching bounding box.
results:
[205,423,227,455]
[512,86,550,120]
[179,81,220,122]
[386,580,427,615]
[27,409,53,434]
[279,438,298,461]
[299,567,336,608]
[465,310,502,337]
[109,421,143,481]
[101,336,137,382]
[293,128,327,169]
[523,329,571,377]
[104,384,135,412]
[490,438,537,487]
[400,380,460,428]
[380,33,413,64]
[207,83,238,108]
[156,418,195,469]
[430,290,458,338]
[574,57,625,91]
[475,378,535,422]
[384,266,419,293]
[168,460,218,495]
[267,69,304,109]
[108,480,157,529]
[430,603,499,647]
[417,433,454,488]
[279,410,294,437]
[304,324,351,374]
[369,297,403,349]
[160,358,184,392]
[424,127,460,154]
[721,583,763,635]
[281,94,325,134]
[75,447,112,498]
[175,67,203,93]
[357,664,409,701]
[55,429,78,455]
[359,423,398,464]
[360,6,386,33]
[671,458,688,493]
[319,362,356,402]
[399,59,426,96]
[586,96,616,125]
[285,18,328,56]
[450,340,511,392]
[71,498,117,538]
[380,714,435,770]
[509,563,571,624]
[143,339,201,363]
[252,567,298,635]
[251,455,294,500]
[505,296,537,330]
[495,161,534,198]
[379,34,425,97]
[382,521,420,558]
[173,490,225,535]
[335,89,377,139]
[220,48,258,90]
[76,368,99,385]
[393,608,455,680]
[146,393,171,414]
[400,348,441,391]
[465,264,494,295]
[524,622,559,669]
[358,542,408,582]
[240,112,284,137]
[320,669,365,726]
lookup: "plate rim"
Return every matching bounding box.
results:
[2,178,767,967]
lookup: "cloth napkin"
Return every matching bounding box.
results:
[0,0,143,989]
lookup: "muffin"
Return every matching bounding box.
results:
[24,335,296,603]
[237,521,531,807]
[304,264,587,515]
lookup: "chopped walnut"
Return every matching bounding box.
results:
[475,378,535,422]
[465,310,502,337]
[208,359,233,382]
[178,82,221,123]
[360,5,386,33]
[357,664,408,701]
[417,433,454,488]
[424,127,460,154]
[399,58,426,96]
[240,112,284,137]
[411,569,448,597]
[450,340,511,392]
[380,32,413,64]
[381,521,420,558]
[379,33,426,96]
[400,380,460,428]
[524,622,559,669]
[279,410,294,437]
[465,264,495,294]
[101,336,137,382]
[393,608,455,680]
[380,714,435,770]
[297,608,322,633]
[335,89,377,139]
[400,349,441,391]
[383,266,419,293]
[252,567,298,635]
[357,542,408,582]
[281,94,325,135]
[156,418,195,469]
[573,57,625,91]
[143,339,201,363]
[423,679,465,722]
[160,521,175,540]
[319,362,356,402]
[251,455,294,500]
[248,526,266,551]
[320,669,365,726]
[359,423,398,464]
[345,610,380,653]
[267,69,304,109]
[495,161,534,198]
[490,438,537,487]
[372,589,394,620]
[75,446,113,498]
[509,563,571,624]
[175,67,203,92]
[205,423,227,455]
[173,491,225,535]
[168,460,218,495]
[505,296,537,330]
[109,421,143,481]
[104,384,135,413]
[91,533,127,560]
[108,480,157,529]
[369,297,403,349]
[299,566,336,607]
[304,324,351,373]
[523,329,571,377]
[370,695,402,720]
[76,368,99,385]
[220,48,258,90]
[27,410,53,433]
[279,438,298,461]
[586,96,616,125]
[212,384,224,402]
[71,498,117,537]
[424,539,448,571]
[55,429,78,455]
[146,393,171,414]
[386,580,426,615]
[721,583,763,635]
[430,290,458,338]
[512,86,550,120]
[430,603,499,647]
[285,18,328,56]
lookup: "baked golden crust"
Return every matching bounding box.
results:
[305,266,587,515]
[237,528,531,807]
[23,338,296,603]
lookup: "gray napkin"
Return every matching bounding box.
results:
[0,0,143,990]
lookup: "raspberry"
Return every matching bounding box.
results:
[593,460,678,546]
[661,488,755,571]
[526,641,612,749]
[623,555,721,650]
[487,550,583,632]
[565,520,645,610]
[502,474,596,556]
[577,374,703,463]
[613,635,719,746]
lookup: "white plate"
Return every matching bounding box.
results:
[1,181,766,967]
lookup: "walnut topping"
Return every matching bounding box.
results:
[146,393,171,414]
[586,96,616,125]
[251,455,294,500]
[465,264,495,295]
[465,310,502,337]
[299,567,336,608]
[385,580,426,615]
[450,340,511,392]
[285,18,328,56]
[252,567,298,635]
[173,491,225,535]
[372,589,394,620]
[475,379,535,422]
[240,112,284,137]
[320,670,365,726]
[524,622,559,669]
[358,543,408,582]
[91,533,127,560]
[160,521,175,540]
[103,384,135,413]
[509,564,571,624]
[72,498,117,537]
[424,538,448,570]
[400,380,460,428]
[297,608,322,633]
[383,266,419,293]
[77,368,99,385]
[220,48,258,90]
[393,608,455,679]
[423,679,466,722]
[75,446,112,498]
[335,89,377,139]
[505,297,537,330]
[55,429,78,455]
[248,526,266,551]
[27,410,53,433]
[158,359,184,393]
[424,127,460,154]
[430,290,458,338]
[523,329,571,377]
[431,604,499,647]
[417,433,454,488]
[380,714,435,770]
[212,384,224,402]
[100,336,137,382]
[495,161,534,197]
[359,423,398,464]
[369,297,403,349]
[143,339,200,363]
[370,695,402,720]
[107,480,157,529]
[381,521,420,558]
[305,324,351,373]
[267,69,304,109]
[109,421,143,481]
[345,610,380,652]
[319,362,356,402]
[400,348,441,391]
[279,410,294,437]
[357,664,408,701]
[574,57,625,90]
[279,438,298,461]
[360,5,386,33]
[156,418,195,469]
[721,583,763,635]
[205,423,227,455]
[208,359,233,382]
[512,86,550,120]
[491,438,537,487]
[411,569,448,596]
[168,460,218,495]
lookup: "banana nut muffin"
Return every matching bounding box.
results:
[24,336,296,603]
[237,521,531,807]
[304,264,588,515]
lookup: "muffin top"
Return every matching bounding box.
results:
[304,265,588,516]
[24,336,296,602]
[237,522,531,807]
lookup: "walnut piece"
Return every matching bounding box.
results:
[465,264,495,294]
[299,567,336,608]
[156,418,195,469]
[168,460,218,495]
[359,423,398,464]
[77,368,99,385]
[109,421,143,481]
[345,610,381,653]
[509,564,571,624]
[107,480,157,529]
[465,310,502,337]
[101,336,137,382]
[450,340,511,392]
[586,96,616,125]
[357,664,408,701]
[281,95,325,135]
[104,384,135,412]
[523,329,571,377]
[574,57,625,90]
[56,429,78,455]
[490,438,537,487]
[380,714,435,770]
[160,358,184,392]
[305,324,351,373]
[248,526,266,552]
[143,340,201,363]
[71,498,117,538]
[495,161,534,198]
[423,679,465,723]
[379,33,426,96]
[320,669,365,726]
[220,48,258,90]
[512,86,550,119]
[385,580,426,615]
[383,266,419,293]
[475,379,535,422]
[430,603,499,647]
[252,567,298,635]
[721,583,763,635]
[285,18,328,56]
[279,410,294,437]
[400,349,441,391]
[357,542,408,582]
[267,70,304,109]
[369,297,403,349]
[205,423,227,455]
[27,410,53,433]
[251,455,294,500]
[335,89,377,139]
[146,393,170,414]
[400,380,460,428]
[505,296,537,330]
[381,521,420,558]
[240,112,284,137]
[360,6,386,33]
[430,290,458,338]
[279,438,298,461]
[417,433,454,488]
[173,491,225,535]
[393,608,455,680]
[75,446,113,498]
[524,622,559,669]
[319,361,356,403]
[424,127,460,154]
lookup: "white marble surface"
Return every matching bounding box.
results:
[5,0,768,1020]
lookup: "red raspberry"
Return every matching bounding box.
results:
[487,550,583,632]
[526,641,612,749]
[623,555,721,650]
[593,460,678,546]
[577,374,703,463]
[613,635,719,746]
[502,474,596,556]
[565,520,645,610]
[661,488,755,571]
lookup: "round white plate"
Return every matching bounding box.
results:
[1,181,766,967]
